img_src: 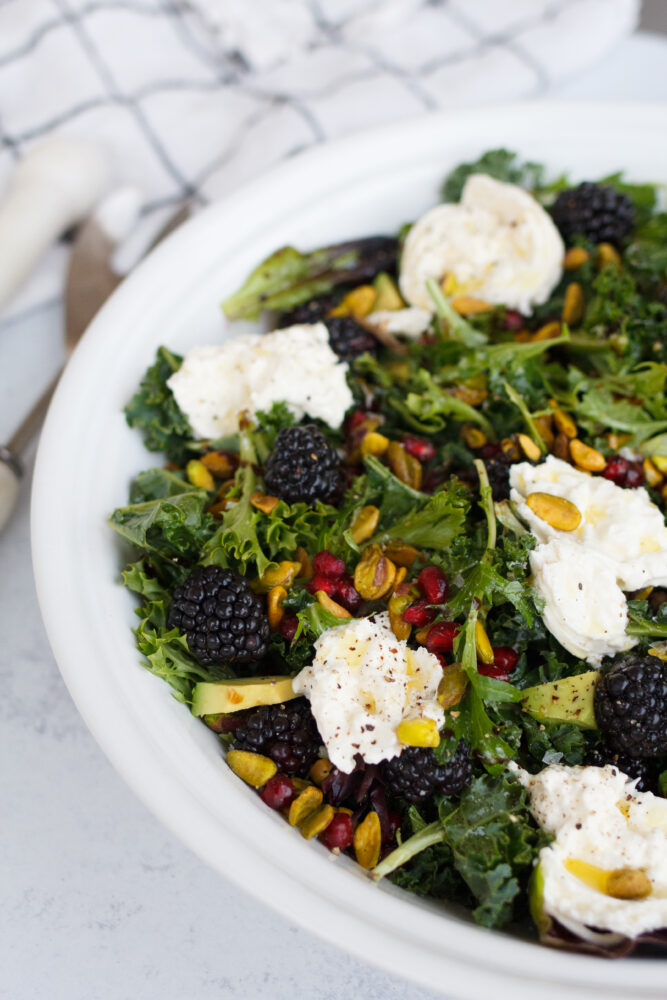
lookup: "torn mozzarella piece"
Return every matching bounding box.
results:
[400,174,564,315]
[167,323,353,438]
[292,612,444,773]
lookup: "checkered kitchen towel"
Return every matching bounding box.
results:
[0,0,640,323]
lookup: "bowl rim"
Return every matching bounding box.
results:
[32,100,667,1000]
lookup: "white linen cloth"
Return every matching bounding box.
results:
[0,0,640,324]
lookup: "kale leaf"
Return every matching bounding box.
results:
[109,486,217,585]
[380,775,549,929]
[122,561,221,701]
[441,149,546,202]
[125,347,193,465]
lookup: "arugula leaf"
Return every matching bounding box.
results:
[405,371,494,438]
[296,601,352,640]
[426,278,487,348]
[222,237,398,320]
[574,384,667,443]
[125,347,193,464]
[363,456,426,524]
[483,327,570,371]
[375,480,469,551]
[626,608,667,638]
[503,380,548,454]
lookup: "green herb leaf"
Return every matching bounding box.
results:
[405,370,494,438]
[378,775,548,929]
[109,487,216,584]
[441,149,546,202]
[125,347,194,464]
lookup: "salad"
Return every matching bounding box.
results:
[110,149,667,956]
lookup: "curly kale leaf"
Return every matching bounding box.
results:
[128,468,192,503]
[201,456,345,578]
[109,485,217,585]
[584,265,667,366]
[444,775,549,927]
[380,776,549,929]
[122,561,222,701]
[441,149,546,202]
[520,714,588,770]
[125,347,194,464]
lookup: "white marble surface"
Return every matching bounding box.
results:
[3,35,667,1000]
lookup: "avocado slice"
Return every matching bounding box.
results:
[521,670,599,729]
[528,862,552,942]
[191,675,297,717]
[372,272,405,311]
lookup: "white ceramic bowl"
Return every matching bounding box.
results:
[32,101,667,1000]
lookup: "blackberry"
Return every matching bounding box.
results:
[264,424,344,505]
[585,745,658,794]
[324,316,378,361]
[382,741,472,803]
[168,565,269,667]
[551,182,635,246]
[232,699,322,775]
[594,655,667,758]
[483,451,515,502]
[277,293,339,328]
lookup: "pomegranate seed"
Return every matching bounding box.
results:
[312,550,346,578]
[478,663,510,681]
[346,409,369,433]
[402,600,437,627]
[417,565,448,604]
[278,614,299,641]
[479,442,501,460]
[307,573,338,596]
[603,456,628,485]
[625,462,644,488]
[320,812,354,851]
[335,574,363,613]
[603,455,644,489]
[426,621,460,654]
[603,456,629,486]
[402,435,436,463]
[382,810,402,845]
[491,646,519,671]
[504,309,524,331]
[260,774,296,810]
